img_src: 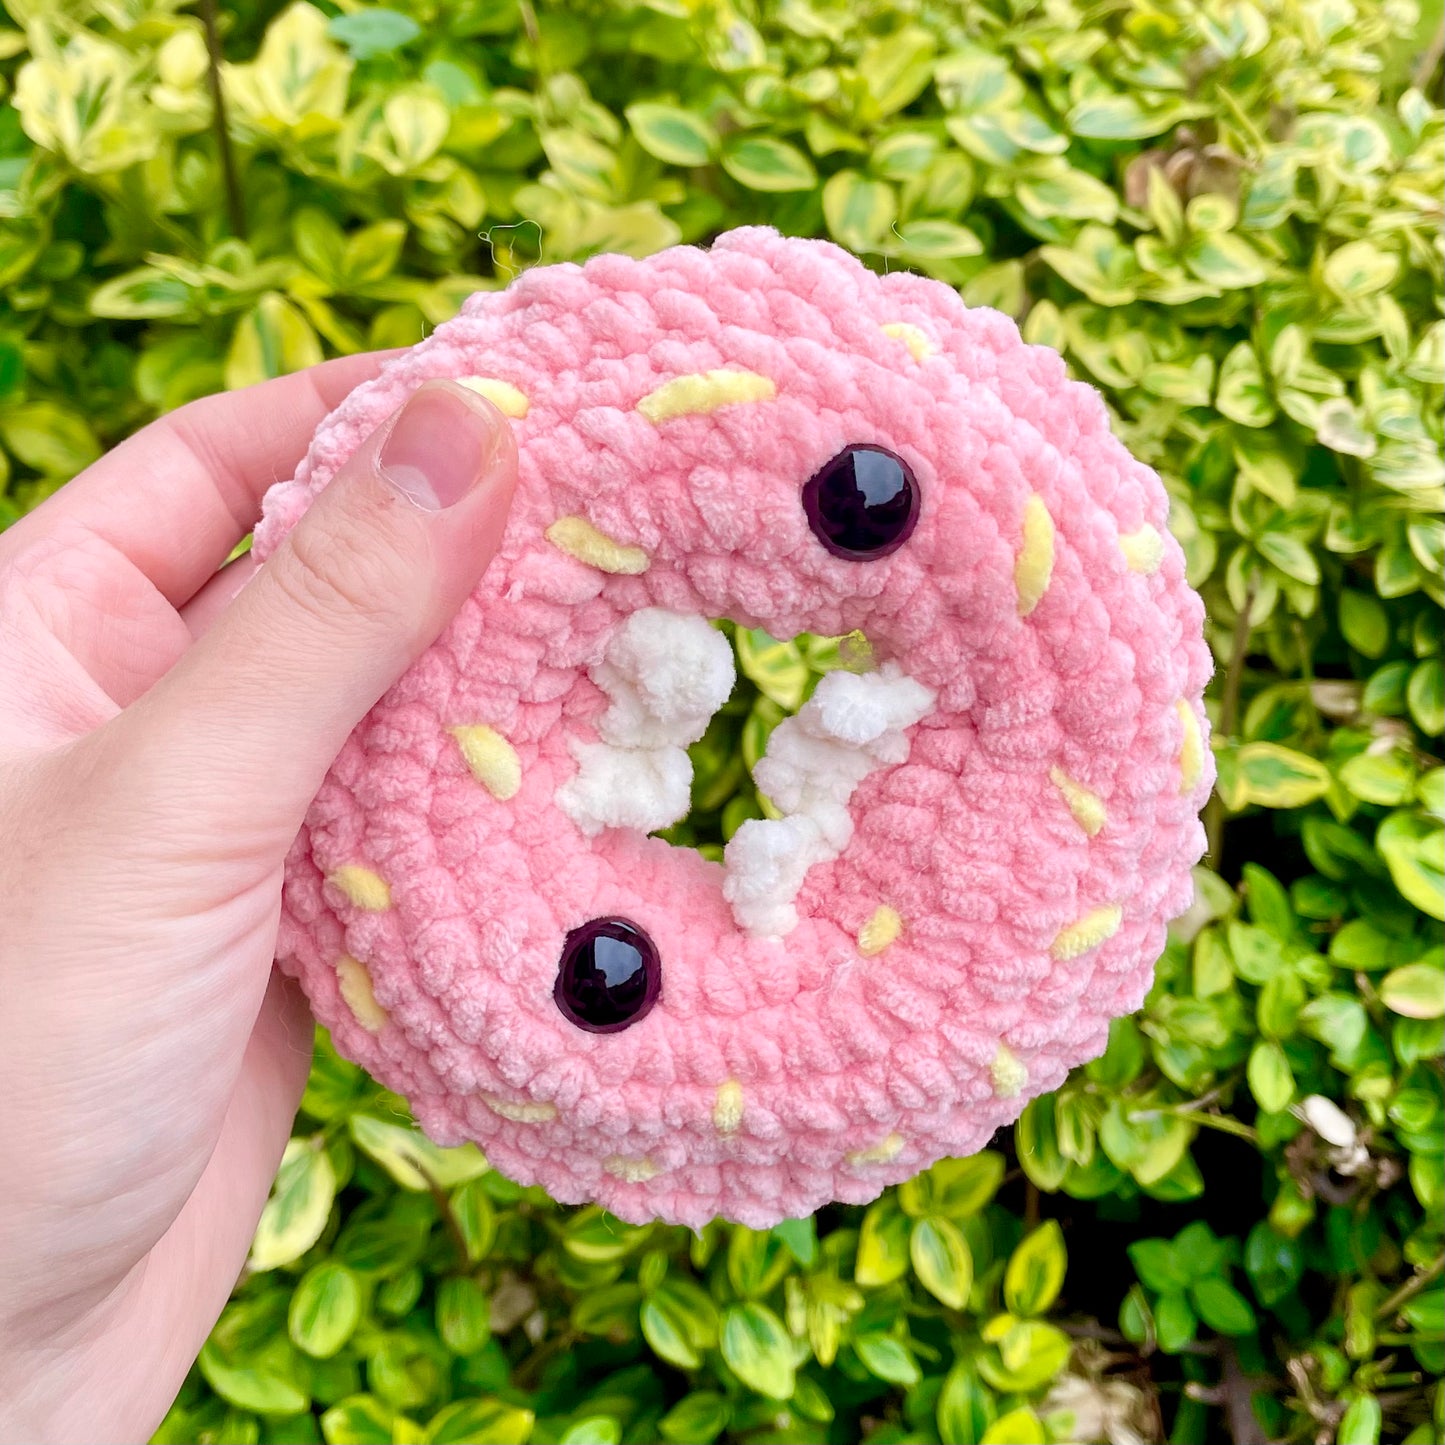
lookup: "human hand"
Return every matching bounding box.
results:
[0,360,518,1444]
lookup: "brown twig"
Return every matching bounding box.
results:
[1412,15,1444,94]
[417,1164,473,1269]
[1204,578,1258,869]
[199,0,246,238]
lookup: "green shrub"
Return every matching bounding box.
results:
[2,0,1442,1439]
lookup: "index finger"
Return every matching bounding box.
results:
[0,351,398,606]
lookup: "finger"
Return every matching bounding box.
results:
[102,378,518,845]
[0,352,399,607]
[180,551,259,640]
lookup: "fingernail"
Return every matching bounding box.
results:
[378,379,506,511]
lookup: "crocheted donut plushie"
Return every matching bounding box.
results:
[254,227,1213,1229]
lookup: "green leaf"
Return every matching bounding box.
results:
[1129,1238,1189,1293]
[721,136,817,192]
[1377,813,1445,919]
[1338,1394,1383,1445]
[89,267,195,319]
[0,401,101,476]
[937,1363,989,1445]
[1340,751,1416,806]
[436,1275,491,1355]
[1216,343,1276,427]
[976,1319,1071,1389]
[1339,591,1390,657]
[642,1294,701,1369]
[426,1400,534,1445]
[1247,1039,1295,1112]
[199,1344,308,1416]
[1244,1222,1304,1306]
[980,1407,1046,1445]
[1068,94,1167,139]
[889,218,982,259]
[720,1303,794,1399]
[625,102,716,167]
[772,1216,817,1267]
[1380,963,1445,1019]
[249,1140,337,1272]
[560,1418,620,1445]
[909,1215,973,1309]
[1408,659,1444,736]
[1154,1290,1197,1352]
[855,1199,911,1286]
[856,28,936,115]
[226,293,324,391]
[348,1114,489,1190]
[1233,743,1332,809]
[853,1333,921,1386]
[321,1395,396,1445]
[1185,232,1268,289]
[822,170,897,252]
[1324,240,1398,297]
[328,10,421,60]
[1004,1221,1067,1317]
[1190,1276,1257,1336]
[289,1263,364,1359]
[1257,531,1321,585]
[660,1393,729,1445]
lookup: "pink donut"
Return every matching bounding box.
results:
[255,227,1213,1228]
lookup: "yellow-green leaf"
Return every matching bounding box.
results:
[1232,743,1332,810]
[721,135,817,192]
[625,102,716,166]
[290,1262,364,1358]
[249,1139,337,1272]
[910,1215,973,1309]
[822,169,896,253]
[1004,1220,1066,1317]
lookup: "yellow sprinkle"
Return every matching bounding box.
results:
[1177,700,1204,793]
[545,515,650,575]
[336,955,388,1032]
[483,1094,557,1124]
[1051,904,1124,962]
[450,725,521,801]
[455,376,530,418]
[1049,766,1106,837]
[636,369,775,423]
[1120,524,1164,575]
[713,1080,745,1135]
[604,1155,660,1183]
[327,865,392,911]
[847,1133,905,1167]
[857,905,903,956]
[880,321,937,363]
[1014,494,1055,617]
[991,1044,1028,1099]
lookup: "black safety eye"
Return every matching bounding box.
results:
[554,917,661,1032]
[802,444,919,560]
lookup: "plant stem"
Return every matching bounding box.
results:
[1413,15,1444,94]
[199,0,246,238]
[418,1164,472,1269]
[1374,1253,1445,1321]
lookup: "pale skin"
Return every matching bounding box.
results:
[0,358,518,1445]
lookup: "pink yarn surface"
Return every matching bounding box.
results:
[254,227,1213,1228]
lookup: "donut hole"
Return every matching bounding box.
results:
[651,620,875,856]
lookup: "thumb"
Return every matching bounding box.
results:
[105,377,518,839]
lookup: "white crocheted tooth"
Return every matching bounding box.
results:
[557,609,736,834]
[594,609,736,749]
[724,663,936,938]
